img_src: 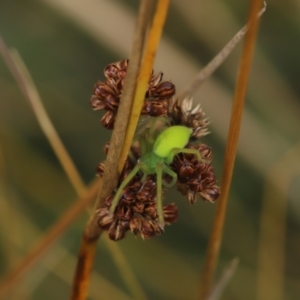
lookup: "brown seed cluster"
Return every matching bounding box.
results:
[90,59,176,129]
[170,97,210,139]
[96,149,178,241]
[171,144,220,204]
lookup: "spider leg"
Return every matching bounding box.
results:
[109,163,142,214]
[162,165,178,188]
[169,147,205,163]
[156,162,165,226]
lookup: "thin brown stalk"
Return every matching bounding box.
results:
[0,179,100,299]
[72,0,170,297]
[70,1,158,299]
[178,2,266,103]
[207,258,239,300]
[199,0,264,299]
[0,37,86,197]
[118,0,171,172]
[83,0,153,241]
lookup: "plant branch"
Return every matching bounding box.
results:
[178,2,266,103]
[118,0,171,172]
[0,179,100,299]
[207,258,239,300]
[84,0,153,241]
[70,1,164,299]
[199,0,264,298]
[0,36,86,197]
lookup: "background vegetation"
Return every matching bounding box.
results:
[0,0,299,299]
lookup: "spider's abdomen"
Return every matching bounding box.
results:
[154,126,192,159]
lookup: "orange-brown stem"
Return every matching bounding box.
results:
[199,0,264,298]
[69,1,167,299]
[70,237,98,300]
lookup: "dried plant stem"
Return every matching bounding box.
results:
[207,258,239,300]
[119,0,171,172]
[69,1,173,299]
[0,179,100,299]
[83,0,153,241]
[0,35,100,299]
[71,1,170,296]
[0,36,86,197]
[178,2,266,102]
[199,0,264,299]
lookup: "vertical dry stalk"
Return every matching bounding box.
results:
[199,0,264,298]
[118,0,171,172]
[0,37,86,197]
[177,2,266,102]
[70,1,170,299]
[0,35,100,299]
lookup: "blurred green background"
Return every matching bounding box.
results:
[0,0,299,299]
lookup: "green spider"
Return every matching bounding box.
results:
[109,125,204,226]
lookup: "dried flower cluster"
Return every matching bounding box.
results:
[90,59,176,129]
[96,145,178,240]
[92,59,220,241]
[171,143,220,204]
[170,98,210,139]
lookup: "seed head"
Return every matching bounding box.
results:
[171,143,220,204]
[91,59,176,129]
[169,97,210,139]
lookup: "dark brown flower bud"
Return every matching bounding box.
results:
[120,187,136,203]
[115,203,133,220]
[149,72,163,88]
[90,95,106,110]
[108,220,126,241]
[136,188,150,202]
[105,195,113,208]
[93,82,119,111]
[129,214,143,235]
[200,185,220,203]
[104,59,129,80]
[142,100,168,117]
[132,201,145,214]
[163,203,178,223]
[194,161,209,174]
[140,219,163,239]
[97,208,114,231]
[199,144,212,160]
[101,111,115,129]
[176,157,195,178]
[147,81,176,100]
[144,204,157,219]
[187,176,202,192]
[187,190,197,204]
[168,97,210,139]
[119,219,130,231]
[96,162,105,177]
